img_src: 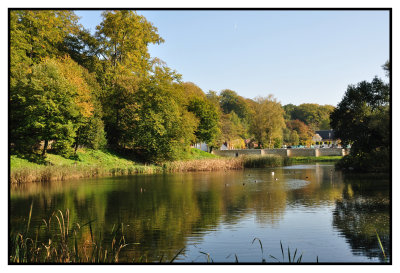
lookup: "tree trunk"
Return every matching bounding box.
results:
[42,139,48,157]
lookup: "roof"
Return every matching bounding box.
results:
[315,130,336,140]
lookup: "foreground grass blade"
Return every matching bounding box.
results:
[199,251,212,263]
[297,253,303,263]
[252,237,264,254]
[269,255,279,262]
[375,229,386,259]
[280,241,284,260]
[26,202,33,234]
[170,248,185,263]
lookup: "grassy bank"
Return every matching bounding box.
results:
[10,149,342,184]
[10,149,163,184]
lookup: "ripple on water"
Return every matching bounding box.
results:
[284,179,310,190]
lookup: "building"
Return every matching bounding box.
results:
[314,130,340,148]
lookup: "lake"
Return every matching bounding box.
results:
[10,163,390,263]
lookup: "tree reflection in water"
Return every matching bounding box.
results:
[332,176,390,262]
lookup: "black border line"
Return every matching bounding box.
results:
[8,7,392,266]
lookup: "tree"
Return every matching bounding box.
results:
[182,82,206,101]
[10,10,81,96]
[286,120,314,146]
[291,103,334,130]
[330,76,390,172]
[128,79,197,162]
[95,10,164,148]
[219,89,249,120]
[283,103,297,120]
[10,57,106,157]
[187,97,220,146]
[249,95,285,148]
[95,10,164,75]
[283,127,300,146]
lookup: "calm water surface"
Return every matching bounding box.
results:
[10,164,390,263]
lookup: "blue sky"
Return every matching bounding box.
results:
[75,10,389,106]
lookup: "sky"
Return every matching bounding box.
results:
[75,9,389,106]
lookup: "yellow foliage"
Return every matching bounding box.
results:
[48,56,96,118]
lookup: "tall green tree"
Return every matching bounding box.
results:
[10,57,106,156]
[128,76,197,162]
[249,95,285,148]
[187,97,220,146]
[219,89,249,120]
[330,76,390,172]
[95,10,164,147]
[10,10,79,84]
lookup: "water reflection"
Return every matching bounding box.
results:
[10,164,390,263]
[332,175,390,262]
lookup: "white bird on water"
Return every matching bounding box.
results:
[271,171,275,176]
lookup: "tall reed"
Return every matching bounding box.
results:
[9,207,130,263]
[242,155,292,168]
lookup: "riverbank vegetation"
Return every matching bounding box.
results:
[10,149,342,184]
[10,10,337,167]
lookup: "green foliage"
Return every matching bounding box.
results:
[187,97,220,145]
[95,10,165,148]
[249,95,285,148]
[127,77,197,162]
[10,57,106,157]
[285,103,335,130]
[219,89,249,120]
[96,10,164,75]
[11,59,78,155]
[10,10,79,77]
[331,75,390,172]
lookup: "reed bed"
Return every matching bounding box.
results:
[10,164,163,184]
[164,158,244,172]
[9,207,132,263]
[242,155,293,168]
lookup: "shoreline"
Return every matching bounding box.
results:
[10,150,342,184]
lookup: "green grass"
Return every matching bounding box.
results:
[184,148,219,160]
[10,156,41,170]
[10,148,225,183]
[10,149,163,183]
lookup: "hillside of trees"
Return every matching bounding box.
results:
[10,10,336,163]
